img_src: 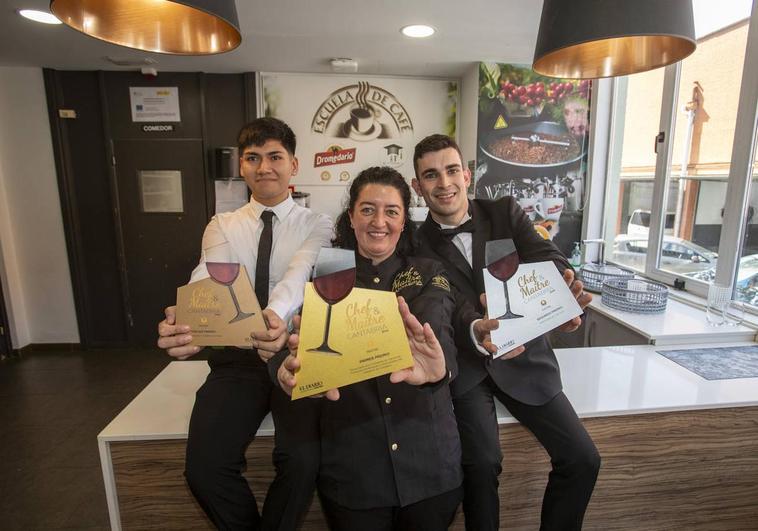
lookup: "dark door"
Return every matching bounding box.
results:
[114,139,208,345]
[45,70,254,347]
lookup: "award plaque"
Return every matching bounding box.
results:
[292,248,413,399]
[483,256,582,358]
[176,263,267,347]
[307,248,358,356]
[485,239,524,320]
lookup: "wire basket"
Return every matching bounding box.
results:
[601,278,669,314]
[579,263,635,293]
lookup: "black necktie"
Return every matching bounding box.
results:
[255,210,274,308]
[439,218,475,239]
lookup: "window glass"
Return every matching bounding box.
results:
[606,69,665,272]
[661,1,751,281]
[735,144,758,306]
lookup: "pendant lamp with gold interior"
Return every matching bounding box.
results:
[50,0,241,55]
[533,0,696,79]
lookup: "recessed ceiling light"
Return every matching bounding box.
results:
[18,9,62,24]
[401,24,435,38]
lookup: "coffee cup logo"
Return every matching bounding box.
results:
[517,197,539,221]
[534,198,564,221]
[350,107,374,134]
[311,81,414,142]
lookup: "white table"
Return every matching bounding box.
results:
[99,343,758,530]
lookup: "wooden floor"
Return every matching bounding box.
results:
[0,348,171,530]
[110,407,758,530]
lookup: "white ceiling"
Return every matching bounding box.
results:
[0,0,544,77]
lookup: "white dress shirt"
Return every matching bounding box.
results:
[189,195,333,323]
[438,212,473,267]
[439,212,489,355]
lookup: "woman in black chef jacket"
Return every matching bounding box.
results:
[275,166,462,530]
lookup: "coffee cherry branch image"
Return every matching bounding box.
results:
[498,79,591,108]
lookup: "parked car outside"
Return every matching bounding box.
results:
[627,209,676,238]
[612,234,717,275]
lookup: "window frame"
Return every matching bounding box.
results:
[602,2,758,301]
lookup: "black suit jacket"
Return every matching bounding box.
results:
[415,197,572,406]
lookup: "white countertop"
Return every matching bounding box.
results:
[98,342,758,442]
[587,297,755,344]
[493,341,758,423]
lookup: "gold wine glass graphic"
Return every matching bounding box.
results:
[308,248,356,355]
[486,239,524,320]
[206,262,254,324]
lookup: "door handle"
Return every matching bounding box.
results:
[654,132,665,154]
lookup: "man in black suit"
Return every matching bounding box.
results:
[411,134,600,531]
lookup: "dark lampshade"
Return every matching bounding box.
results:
[50,0,241,55]
[533,0,696,79]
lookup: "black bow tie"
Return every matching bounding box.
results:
[439,218,475,238]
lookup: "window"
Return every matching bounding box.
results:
[656,6,752,282]
[604,68,665,273]
[604,0,757,301]
[735,130,758,306]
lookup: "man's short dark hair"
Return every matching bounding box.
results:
[413,134,463,175]
[237,117,297,155]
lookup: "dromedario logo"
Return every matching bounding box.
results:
[311,81,414,142]
[313,145,356,168]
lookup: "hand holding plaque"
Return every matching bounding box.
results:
[483,240,582,359]
[292,248,413,400]
[175,262,267,347]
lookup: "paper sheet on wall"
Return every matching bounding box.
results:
[130,87,181,122]
[139,170,183,213]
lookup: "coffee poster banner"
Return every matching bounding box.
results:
[476,63,591,256]
[260,73,458,187]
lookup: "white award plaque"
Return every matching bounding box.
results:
[484,261,582,358]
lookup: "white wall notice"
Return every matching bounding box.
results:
[130,87,181,122]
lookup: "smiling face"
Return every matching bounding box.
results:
[412,147,471,226]
[348,184,405,264]
[240,139,299,206]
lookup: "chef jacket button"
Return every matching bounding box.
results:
[385,397,392,405]
[391,443,398,451]
[373,277,381,284]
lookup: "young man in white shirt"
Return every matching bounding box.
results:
[157,118,332,530]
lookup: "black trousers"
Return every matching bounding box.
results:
[453,377,600,531]
[320,485,463,531]
[184,358,321,531]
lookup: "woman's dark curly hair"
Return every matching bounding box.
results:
[333,166,415,255]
